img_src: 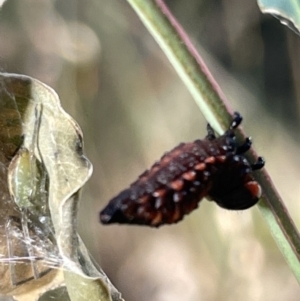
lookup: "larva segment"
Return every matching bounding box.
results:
[100,157,214,227]
[100,112,264,227]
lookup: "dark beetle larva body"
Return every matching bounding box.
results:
[100,112,264,227]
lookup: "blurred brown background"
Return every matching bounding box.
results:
[1,0,300,300]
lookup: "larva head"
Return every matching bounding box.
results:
[207,154,264,210]
[210,180,262,210]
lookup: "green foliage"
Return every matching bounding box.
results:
[258,0,300,34]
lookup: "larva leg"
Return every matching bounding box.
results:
[236,137,252,154]
[251,157,265,170]
[230,112,242,129]
[206,124,216,140]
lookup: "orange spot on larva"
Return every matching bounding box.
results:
[195,163,206,171]
[172,206,181,222]
[151,166,160,173]
[204,156,216,164]
[244,181,262,198]
[216,155,226,163]
[182,171,196,181]
[137,195,149,204]
[170,179,184,191]
[153,189,166,198]
[151,212,162,226]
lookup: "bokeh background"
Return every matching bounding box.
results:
[1,0,300,300]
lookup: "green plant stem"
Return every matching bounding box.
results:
[125,0,300,283]
[127,0,233,134]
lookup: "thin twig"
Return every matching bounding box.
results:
[125,0,300,283]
